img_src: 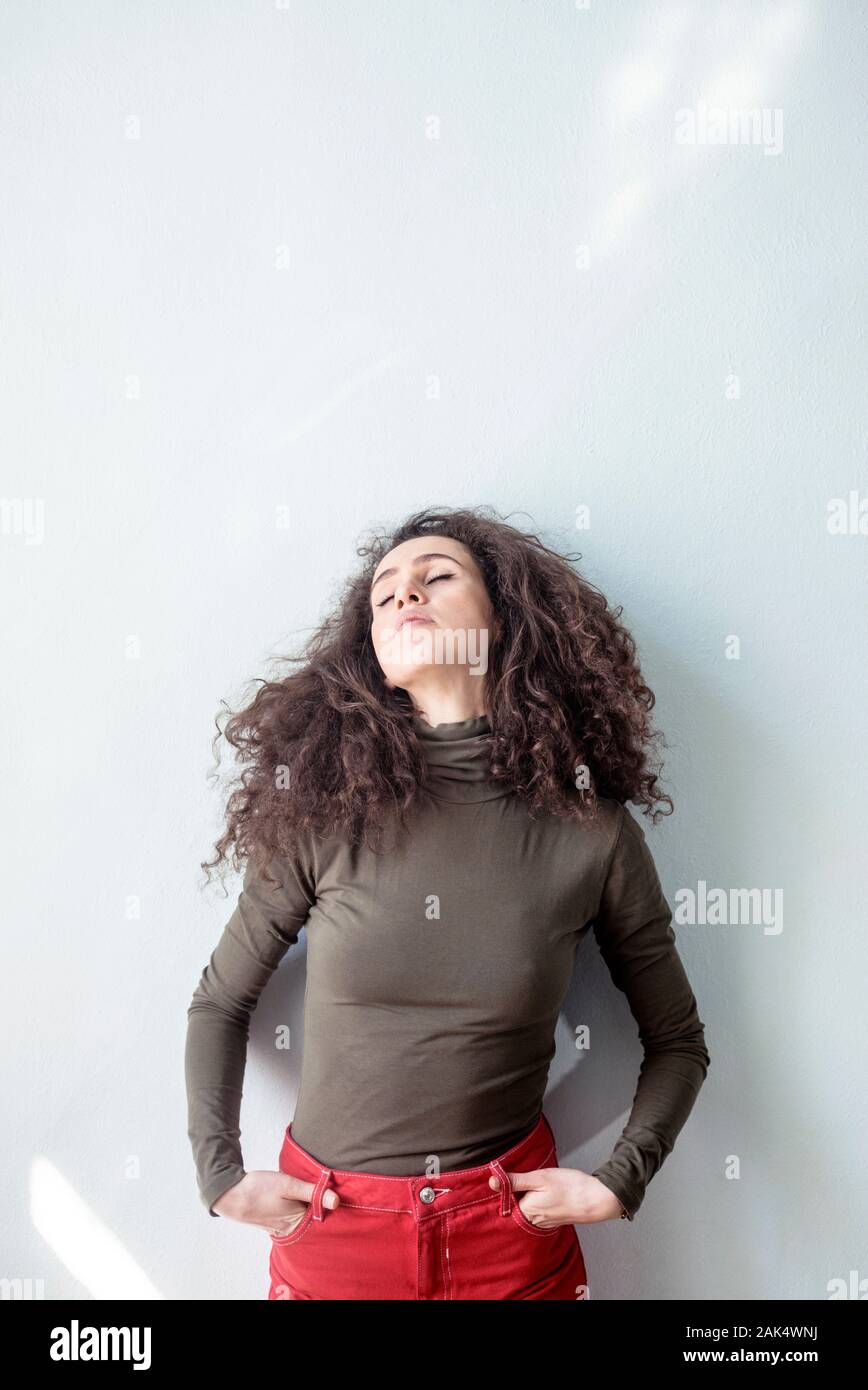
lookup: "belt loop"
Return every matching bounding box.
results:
[310,1167,334,1221]
[489,1159,513,1216]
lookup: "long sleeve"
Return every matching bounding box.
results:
[589,804,710,1221]
[184,845,316,1217]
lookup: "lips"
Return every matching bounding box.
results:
[397,615,433,631]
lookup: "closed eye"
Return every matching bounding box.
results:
[376,572,454,607]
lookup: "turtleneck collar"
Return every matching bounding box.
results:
[410,712,512,803]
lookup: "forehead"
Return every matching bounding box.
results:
[372,536,474,581]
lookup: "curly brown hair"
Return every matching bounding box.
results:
[201,505,673,887]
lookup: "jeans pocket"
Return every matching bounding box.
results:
[270,1133,323,1248]
[490,1152,564,1239]
[270,1204,316,1247]
[509,1197,564,1238]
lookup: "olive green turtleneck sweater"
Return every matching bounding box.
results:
[185,714,710,1222]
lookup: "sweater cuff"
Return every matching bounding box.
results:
[590,1166,642,1222]
[202,1168,247,1218]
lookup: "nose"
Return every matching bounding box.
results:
[393,579,424,608]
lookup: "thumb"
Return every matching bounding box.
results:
[488,1169,539,1194]
[280,1175,341,1210]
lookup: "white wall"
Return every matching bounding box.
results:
[2,0,865,1300]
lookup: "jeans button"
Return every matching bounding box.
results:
[419,1186,436,1203]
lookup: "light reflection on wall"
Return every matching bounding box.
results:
[30,1158,163,1300]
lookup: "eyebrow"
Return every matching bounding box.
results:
[371,552,465,593]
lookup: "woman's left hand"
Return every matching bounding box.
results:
[489,1165,625,1226]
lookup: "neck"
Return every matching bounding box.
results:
[406,683,489,730]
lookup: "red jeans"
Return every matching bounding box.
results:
[267,1111,589,1300]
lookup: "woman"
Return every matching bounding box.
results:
[185,505,711,1300]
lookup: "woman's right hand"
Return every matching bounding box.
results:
[211,1169,340,1235]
